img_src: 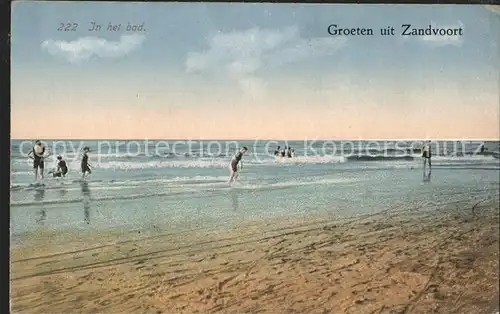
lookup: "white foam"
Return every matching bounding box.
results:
[232,177,363,190]
[273,155,346,164]
[60,155,347,170]
[430,155,498,161]
[97,160,230,169]
[11,171,34,176]
[112,176,228,185]
[10,151,497,172]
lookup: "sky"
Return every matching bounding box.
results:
[11,2,500,140]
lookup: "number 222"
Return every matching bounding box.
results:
[58,23,78,31]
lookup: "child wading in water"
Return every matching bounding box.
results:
[51,155,68,178]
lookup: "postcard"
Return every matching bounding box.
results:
[10,2,500,313]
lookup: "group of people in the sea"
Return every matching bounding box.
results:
[27,140,491,185]
[29,140,92,182]
[28,141,296,186]
[273,145,296,158]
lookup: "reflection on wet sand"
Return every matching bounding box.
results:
[80,181,91,224]
[58,189,68,197]
[230,189,239,211]
[34,188,46,225]
[423,170,432,183]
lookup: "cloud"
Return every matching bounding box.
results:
[185,26,347,97]
[41,34,146,63]
[419,21,465,47]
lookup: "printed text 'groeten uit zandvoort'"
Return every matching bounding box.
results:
[327,24,464,36]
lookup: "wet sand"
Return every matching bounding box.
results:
[11,198,499,314]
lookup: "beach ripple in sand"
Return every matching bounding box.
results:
[10,198,499,314]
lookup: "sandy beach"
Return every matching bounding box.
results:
[11,196,499,314]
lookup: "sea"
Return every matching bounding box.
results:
[10,140,500,239]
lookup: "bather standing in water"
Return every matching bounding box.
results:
[422,140,432,171]
[281,146,286,157]
[228,147,248,184]
[274,146,281,156]
[28,140,48,181]
[81,147,92,178]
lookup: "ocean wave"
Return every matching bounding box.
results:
[97,160,231,169]
[74,156,347,170]
[272,155,346,164]
[430,155,499,162]
[233,177,363,190]
[110,176,229,185]
[11,171,34,176]
[346,155,415,162]
[10,152,498,172]
[345,154,499,163]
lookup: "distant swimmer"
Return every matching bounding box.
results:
[27,140,48,181]
[287,147,292,158]
[228,146,248,184]
[274,146,281,156]
[281,146,286,157]
[81,147,92,178]
[291,149,296,158]
[50,156,68,178]
[422,140,432,170]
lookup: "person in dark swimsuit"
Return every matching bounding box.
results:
[422,140,432,170]
[52,156,68,178]
[281,146,286,157]
[274,146,281,156]
[81,147,92,178]
[228,146,248,184]
[27,140,47,181]
[287,147,292,158]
